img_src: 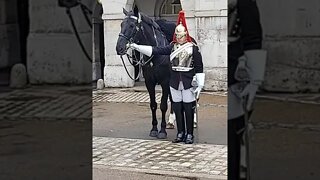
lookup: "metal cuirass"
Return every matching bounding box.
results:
[170,43,194,72]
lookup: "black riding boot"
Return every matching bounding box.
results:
[183,101,196,144]
[172,102,185,143]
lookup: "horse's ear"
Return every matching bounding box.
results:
[133,5,139,16]
[123,8,128,16]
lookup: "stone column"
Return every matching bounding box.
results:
[101,0,135,87]
[0,0,21,85]
[92,2,103,82]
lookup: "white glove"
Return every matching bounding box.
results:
[191,75,197,87]
[194,86,203,99]
[126,43,138,50]
[193,73,205,99]
[236,50,267,111]
[126,43,152,57]
[239,83,259,110]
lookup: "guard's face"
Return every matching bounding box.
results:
[176,34,187,44]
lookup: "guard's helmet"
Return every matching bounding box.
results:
[172,11,192,43]
[175,23,187,39]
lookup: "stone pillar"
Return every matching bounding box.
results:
[100,0,135,87]
[27,0,94,84]
[92,2,103,82]
[181,0,227,91]
[0,0,21,85]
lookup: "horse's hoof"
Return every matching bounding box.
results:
[166,123,175,129]
[157,132,167,139]
[149,130,158,137]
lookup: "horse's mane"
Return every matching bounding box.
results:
[127,11,197,45]
[140,13,161,30]
[155,19,176,43]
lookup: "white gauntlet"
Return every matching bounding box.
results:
[238,49,267,110]
[193,73,205,99]
[127,43,152,57]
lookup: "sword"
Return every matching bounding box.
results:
[234,57,251,180]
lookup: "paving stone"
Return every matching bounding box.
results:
[0,86,91,120]
[93,136,227,178]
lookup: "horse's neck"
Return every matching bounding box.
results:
[138,23,156,46]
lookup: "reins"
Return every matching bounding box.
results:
[118,13,159,80]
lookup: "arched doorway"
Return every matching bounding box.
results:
[155,0,182,22]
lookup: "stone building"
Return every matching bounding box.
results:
[1,0,319,92]
[100,0,228,91]
[0,0,95,86]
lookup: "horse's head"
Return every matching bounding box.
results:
[116,6,142,55]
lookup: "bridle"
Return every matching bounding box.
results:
[118,13,158,81]
[118,15,142,44]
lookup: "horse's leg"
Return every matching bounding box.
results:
[167,92,176,129]
[146,82,158,137]
[157,81,170,139]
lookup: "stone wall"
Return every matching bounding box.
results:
[258,0,320,92]
[27,0,94,84]
[180,0,227,91]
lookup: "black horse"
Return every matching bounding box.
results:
[116,7,173,139]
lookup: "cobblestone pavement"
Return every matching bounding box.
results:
[93,136,227,179]
[0,86,91,120]
[92,87,227,103]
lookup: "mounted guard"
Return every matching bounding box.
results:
[128,10,205,144]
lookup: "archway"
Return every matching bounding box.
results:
[155,0,182,22]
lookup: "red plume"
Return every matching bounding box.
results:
[172,10,192,43]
